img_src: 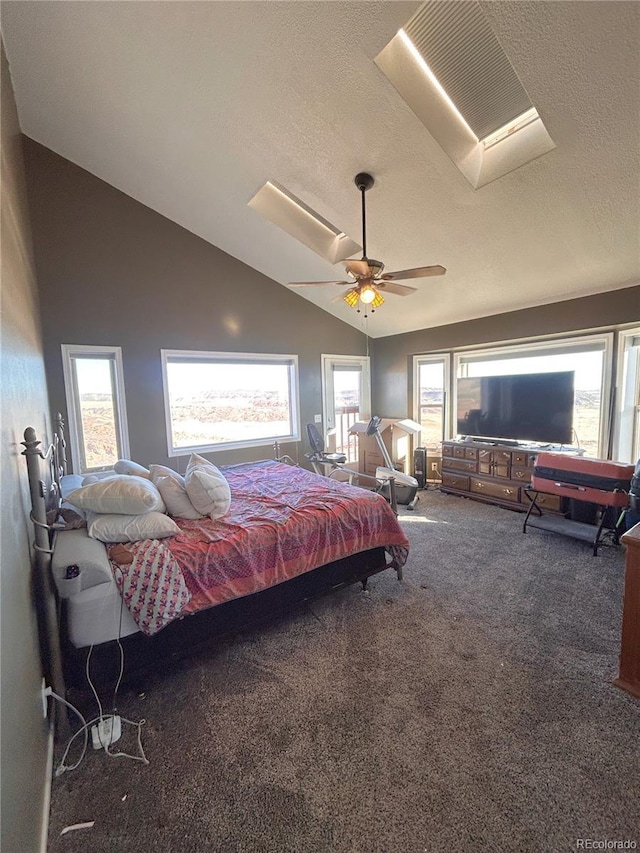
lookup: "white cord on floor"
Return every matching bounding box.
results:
[46,690,89,775]
[48,577,149,774]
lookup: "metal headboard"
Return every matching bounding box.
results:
[21,413,68,710]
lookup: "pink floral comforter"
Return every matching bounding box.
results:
[109,460,409,635]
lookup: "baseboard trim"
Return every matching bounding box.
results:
[39,721,54,853]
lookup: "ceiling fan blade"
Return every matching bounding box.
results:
[343,259,371,278]
[331,287,358,304]
[287,280,350,287]
[377,281,417,296]
[381,265,446,281]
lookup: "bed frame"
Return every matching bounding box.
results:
[24,416,400,708]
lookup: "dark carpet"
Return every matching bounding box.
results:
[48,491,640,852]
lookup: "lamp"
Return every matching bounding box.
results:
[343,285,385,314]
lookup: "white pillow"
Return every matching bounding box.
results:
[149,464,186,487]
[155,475,203,520]
[60,474,85,496]
[67,475,165,515]
[114,459,151,479]
[184,454,231,519]
[86,511,180,543]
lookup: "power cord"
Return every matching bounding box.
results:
[82,577,149,764]
[46,575,149,775]
[44,689,89,775]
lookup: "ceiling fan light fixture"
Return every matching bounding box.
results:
[359,284,377,304]
[370,291,385,310]
[343,288,360,308]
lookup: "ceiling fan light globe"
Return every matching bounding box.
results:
[359,285,377,304]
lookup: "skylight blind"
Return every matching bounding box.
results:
[404,0,533,140]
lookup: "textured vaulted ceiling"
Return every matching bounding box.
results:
[2,1,639,338]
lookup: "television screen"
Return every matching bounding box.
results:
[456,371,575,445]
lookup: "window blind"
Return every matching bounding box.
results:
[404,0,533,140]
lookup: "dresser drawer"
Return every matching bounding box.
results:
[511,466,532,484]
[464,447,478,460]
[444,458,477,473]
[452,445,466,458]
[511,450,537,467]
[442,472,470,491]
[470,478,520,503]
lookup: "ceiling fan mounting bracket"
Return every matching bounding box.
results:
[354,172,374,192]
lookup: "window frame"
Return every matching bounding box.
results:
[321,354,371,463]
[412,353,451,447]
[452,333,613,455]
[61,344,130,474]
[413,332,614,456]
[161,349,300,457]
[613,326,640,463]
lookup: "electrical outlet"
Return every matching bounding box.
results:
[41,678,48,719]
[314,414,322,423]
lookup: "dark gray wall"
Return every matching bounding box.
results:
[1,42,52,853]
[22,138,368,471]
[371,288,640,417]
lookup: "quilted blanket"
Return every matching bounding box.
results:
[110,460,409,635]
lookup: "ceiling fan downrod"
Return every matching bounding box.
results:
[354,172,374,260]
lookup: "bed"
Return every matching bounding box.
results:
[24,416,409,697]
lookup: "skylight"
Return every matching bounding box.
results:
[248,181,360,264]
[402,0,534,143]
[376,0,555,188]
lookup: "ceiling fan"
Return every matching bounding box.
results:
[287,172,446,316]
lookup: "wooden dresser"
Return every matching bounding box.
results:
[440,440,565,513]
[615,522,640,700]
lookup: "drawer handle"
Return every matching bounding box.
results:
[504,488,514,496]
[515,471,524,479]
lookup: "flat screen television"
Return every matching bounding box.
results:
[456,371,575,445]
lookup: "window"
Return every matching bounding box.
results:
[614,328,640,463]
[413,354,449,454]
[321,355,371,463]
[61,345,130,474]
[162,350,300,456]
[414,333,614,458]
[454,335,613,456]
